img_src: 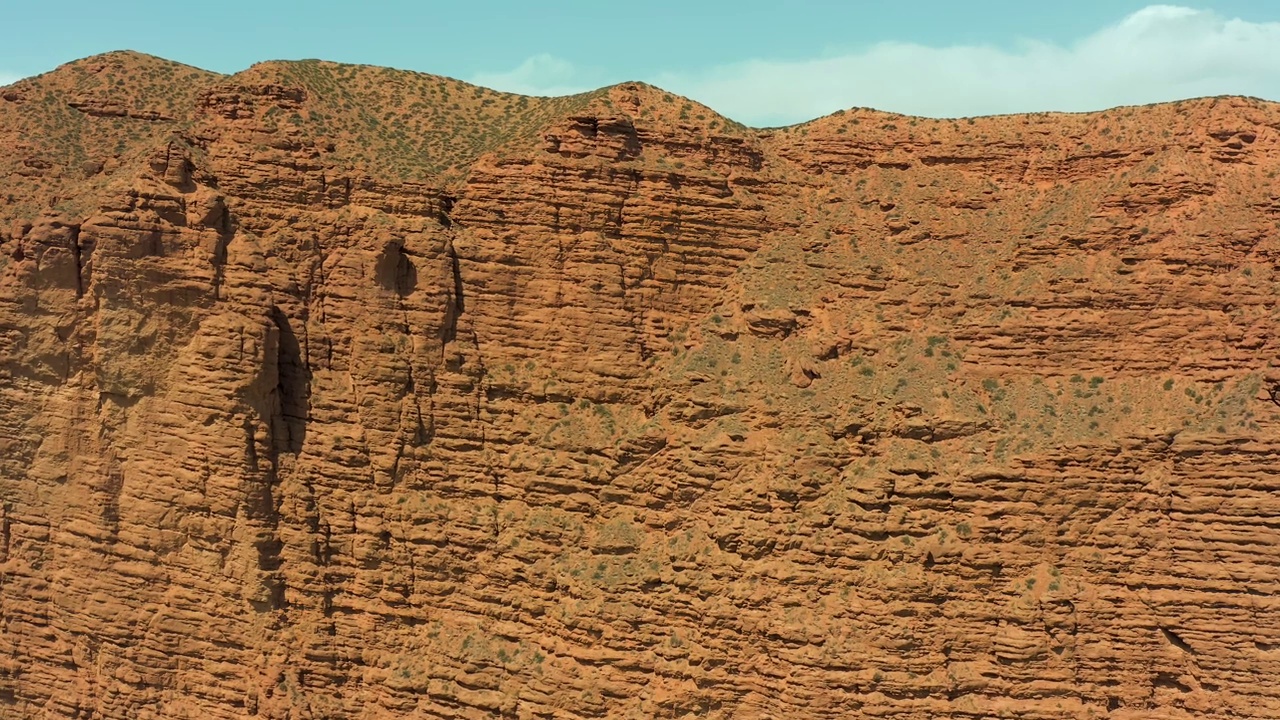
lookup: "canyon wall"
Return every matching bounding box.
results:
[3,51,1280,718]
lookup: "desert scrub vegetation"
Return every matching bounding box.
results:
[261,59,610,181]
[0,52,223,228]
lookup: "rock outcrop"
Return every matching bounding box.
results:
[3,51,1280,719]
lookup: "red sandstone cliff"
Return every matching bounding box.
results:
[3,50,1280,718]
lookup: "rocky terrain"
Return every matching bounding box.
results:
[3,50,1280,719]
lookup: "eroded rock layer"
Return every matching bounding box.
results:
[3,51,1280,719]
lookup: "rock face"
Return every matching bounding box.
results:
[3,51,1280,719]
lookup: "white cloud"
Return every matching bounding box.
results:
[470,5,1280,126]
[0,73,21,87]
[469,54,595,98]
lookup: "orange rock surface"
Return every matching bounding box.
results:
[3,51,1280,719]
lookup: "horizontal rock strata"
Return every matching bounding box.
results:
[2,51,1280,719]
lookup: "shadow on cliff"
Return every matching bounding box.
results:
[375,240,418,297]
[271,307,310,454]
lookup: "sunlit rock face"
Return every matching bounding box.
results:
[3,51,1280,719]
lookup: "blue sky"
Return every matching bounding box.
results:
[3,1,1279,124]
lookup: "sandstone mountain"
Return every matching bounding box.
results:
[3,50,1280,719]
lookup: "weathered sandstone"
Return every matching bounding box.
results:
[2,51,1280,718]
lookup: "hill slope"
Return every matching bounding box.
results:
[3,52,1280,719]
